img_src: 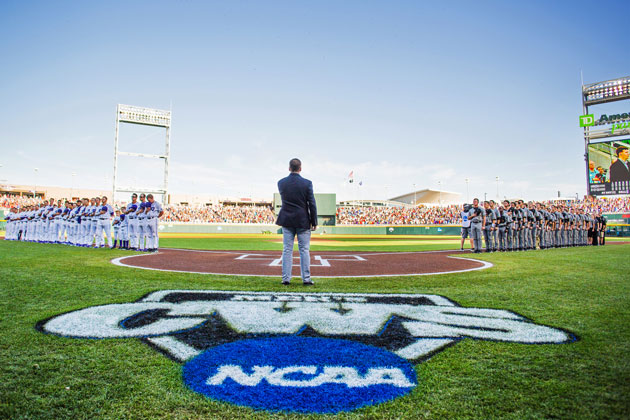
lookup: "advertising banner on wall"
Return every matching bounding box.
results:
[587,139,630,196]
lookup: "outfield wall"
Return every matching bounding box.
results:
[158,222,462,235]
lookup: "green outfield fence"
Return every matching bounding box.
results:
[157,223,462,235]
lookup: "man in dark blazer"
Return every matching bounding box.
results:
[609,146,630,183]
[276,158,317,285]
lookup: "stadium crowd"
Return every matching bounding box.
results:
[336,204,461,225]
[162,204,276,224]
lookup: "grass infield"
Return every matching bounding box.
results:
[1,235,629,419]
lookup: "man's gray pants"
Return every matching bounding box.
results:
[471,223,483,252]
[483,228,492,251]
[498,226,507,251]
[530,226,537,249]
[520,228,527,249]
[281,227,311,283]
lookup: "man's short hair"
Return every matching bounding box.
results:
[616,146,628,157]
[147,194,153,199]
[289,158,302,172]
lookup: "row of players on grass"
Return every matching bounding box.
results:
[3,193,163,251]
[461,198,607,253]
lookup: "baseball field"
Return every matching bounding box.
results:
[1,234,629,419]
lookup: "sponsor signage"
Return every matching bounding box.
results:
[580,114,595,127]
[580,113,630,133]
[37,290,576,414]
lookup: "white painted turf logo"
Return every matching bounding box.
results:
[205,365,414,388]
[37,290,576,413]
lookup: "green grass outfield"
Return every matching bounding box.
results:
[1,235,629,419]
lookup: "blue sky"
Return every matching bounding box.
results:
[1,0,629,202]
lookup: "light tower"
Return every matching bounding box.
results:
[113,104,172,203]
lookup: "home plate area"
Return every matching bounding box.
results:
[112,249,492,277]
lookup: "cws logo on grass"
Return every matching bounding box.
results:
[37,290,577,414]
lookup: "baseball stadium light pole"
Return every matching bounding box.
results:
[496,176,499,200]
[71,172,76,199]
[112,104,171,203]
[465,178,469,203]
[413,183,416,206]
[112,106,119,201]
[164,124,170,204]
[34,167,38,198]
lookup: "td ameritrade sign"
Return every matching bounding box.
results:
[37,290,576,414]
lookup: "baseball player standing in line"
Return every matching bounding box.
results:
[490,201,500,252]
[468,198,485,254]
[90,197,101,247]
[4,207,14,240]
[112,210,121,249]
[79,198,91,247]
[482,201,495,253]
[96,196,114,248]
[136,194,149,251]
[145,194,164,252]
[124,193,139,250]
[80,198,90,247]
[459,203,473,251]
[118,209,128,249]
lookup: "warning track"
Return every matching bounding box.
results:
[111,249,492,277]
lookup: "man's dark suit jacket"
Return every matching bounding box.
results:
[609,159,630,182]
[276,172,317,229]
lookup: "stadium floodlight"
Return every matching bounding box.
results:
[117,104,171,128]
[582,76,630,105]
[113,104,171,202]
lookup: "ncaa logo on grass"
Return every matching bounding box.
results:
[183,337,416,413]
[36,290,577,414]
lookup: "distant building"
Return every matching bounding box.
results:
[337,199,408,208]
[389,189,461,206]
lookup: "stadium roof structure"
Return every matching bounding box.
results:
[389,189,462,206]
[337,199,409,208]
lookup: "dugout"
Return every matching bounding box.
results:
[273,193,336,226]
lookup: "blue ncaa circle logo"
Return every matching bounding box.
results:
[182,336,417,413]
